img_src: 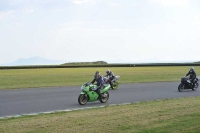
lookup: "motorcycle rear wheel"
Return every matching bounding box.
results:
[112,82,119,90]
[99,92,109,103]
[192,83,199,91]
[78,94,88,105]
[178,83,184,92]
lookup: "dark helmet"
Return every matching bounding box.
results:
[106,70,111,75]
[190,67,194,72]
[94,71,100,79]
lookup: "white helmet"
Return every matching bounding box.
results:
[106,70,111,74]
[190,67,194,72]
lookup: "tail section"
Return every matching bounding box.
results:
[101,84,110,93]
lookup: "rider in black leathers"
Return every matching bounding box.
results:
[186,67,196,87]
[106,70,115,89]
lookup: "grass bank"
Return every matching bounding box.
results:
[1,97,200,133]
[0,66,199,90]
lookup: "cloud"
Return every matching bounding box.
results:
[150,0,190,8]
[191,15,200,27]
[109,3,120,7]
[61,21,88,30]
[26,9,35,13]
[71,0,96,5]
[0,10,15,20]
[14,22,24,27]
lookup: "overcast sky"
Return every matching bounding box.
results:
[1,0,200,64]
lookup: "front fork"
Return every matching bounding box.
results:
[80,91,86,95]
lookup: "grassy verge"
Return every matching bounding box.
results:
[0,97,200,133]
[0,66,199,90]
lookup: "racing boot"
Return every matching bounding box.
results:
[110,84,114,89]
[109,81,114,89]
[192,82,195,89]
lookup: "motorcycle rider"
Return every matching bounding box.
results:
[91,71,99,85]
[91,71,107,98]
[106,69,115,89]
[186,67,196,87]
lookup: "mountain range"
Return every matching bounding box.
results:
[1,56,66,66]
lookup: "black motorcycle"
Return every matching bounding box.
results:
[178,76,199,92]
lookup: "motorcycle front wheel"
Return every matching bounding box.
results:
[78,94,88,105]
[178,83,184,92]
[99,92,109,103]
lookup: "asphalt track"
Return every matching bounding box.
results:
[1,82,200,117]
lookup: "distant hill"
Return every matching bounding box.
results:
[1,56,66,66]
[194,61,200,64]
[62,61,108,65]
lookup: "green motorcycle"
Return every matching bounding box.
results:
[78,82,110,105]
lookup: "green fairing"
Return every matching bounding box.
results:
[87,91,99,102]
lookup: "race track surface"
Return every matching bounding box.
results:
[1,82,200,117]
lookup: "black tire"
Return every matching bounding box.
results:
[192,83,199,91]
[112,82,119,90]
[99,92,109,103]
[78,94,88,105]
[178,83,184,92]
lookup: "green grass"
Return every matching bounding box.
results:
[0,66,199,90]
[1,97,200,133]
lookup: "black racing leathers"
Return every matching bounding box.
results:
[106,71,115,89]
[186,70,196,86]
[106,71,115,80]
